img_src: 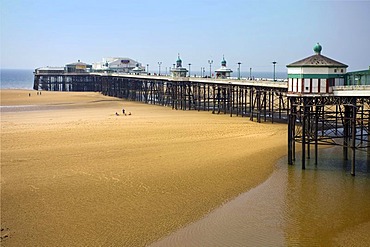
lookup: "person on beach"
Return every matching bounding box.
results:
[29,93,31,97]
[115,112,119,116]
[122,108,125,115]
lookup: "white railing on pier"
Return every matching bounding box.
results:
[92,72,288,89]
[333,85,370,96]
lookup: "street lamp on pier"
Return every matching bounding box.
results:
[249,67,252,80]
[146,64,149,75]
[158,62,162,76]
[272,61,277,81]
[237,62,242,80]
[188,63,191,77]
[208,60,213,78]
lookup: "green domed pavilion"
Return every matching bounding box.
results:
[287,43,348,94]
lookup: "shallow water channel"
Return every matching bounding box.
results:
[151,147,370,247]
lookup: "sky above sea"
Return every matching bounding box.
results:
[1,0,369,72]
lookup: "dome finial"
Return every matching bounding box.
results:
[221,55,227,67]
[313,42,322,55]
[176,53,182,68]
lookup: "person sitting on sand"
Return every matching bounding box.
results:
[115,112,119,116]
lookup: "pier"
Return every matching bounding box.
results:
[33,71,370,175]
[33,46,370,175]
[33,72,289,123]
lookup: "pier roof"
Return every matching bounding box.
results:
[287,43,348,68]
[66,61,91,66]
[287,54,348,68]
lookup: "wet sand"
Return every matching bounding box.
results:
[151,149,370,247]
[1,89,287,246]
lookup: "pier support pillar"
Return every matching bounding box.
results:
[302,98,307,170]
[315,105,319,165]
[307,106,311,160]
[367,113,370,166]
[288,111,293,165]
[343,105,351,160]
[351,104,357,176]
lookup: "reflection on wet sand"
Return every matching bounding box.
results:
[284,148,370,247]
[151,147,370,247]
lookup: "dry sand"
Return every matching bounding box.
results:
[1,89,287,246]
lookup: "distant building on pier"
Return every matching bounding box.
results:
[92,57,144,73]
[65,60,92,73]
[34,67,65,74]
[287,43,348,94]
[346,67,370,86]
[132,63,145,75]
[170,54,188,77]
[215,56,233,79]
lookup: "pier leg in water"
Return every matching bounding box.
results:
[351,104,357,176]
[288,113,293,165]
[343,105,350,160]
[315,105,319,165]
[302,101,307,170]
[307,106,311,160]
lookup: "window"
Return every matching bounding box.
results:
[334,69,337,73]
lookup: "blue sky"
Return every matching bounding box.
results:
[1,0,369,72]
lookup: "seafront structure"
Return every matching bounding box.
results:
[33,45,370,174]
[215,56,233,79]
[65,60,93,73]
[287,44,370,175]
[287,43,347,94]
[170,54,188,77]
[92,57,144,73]
[347,67,370,86]
[132,63,144,75]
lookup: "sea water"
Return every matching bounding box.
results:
[151,147,370,246]
[0,69,34,89]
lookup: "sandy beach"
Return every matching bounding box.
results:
[1,89,287,246]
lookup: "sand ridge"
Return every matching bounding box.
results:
[1,89,287,246]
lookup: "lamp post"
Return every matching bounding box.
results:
[146,64,149,75]
[208,60,213,78]
[188,63,191,77]
[272,61,277,81]
[158,62,162,76]
[237,62,242,80]
[249,67,252,80]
